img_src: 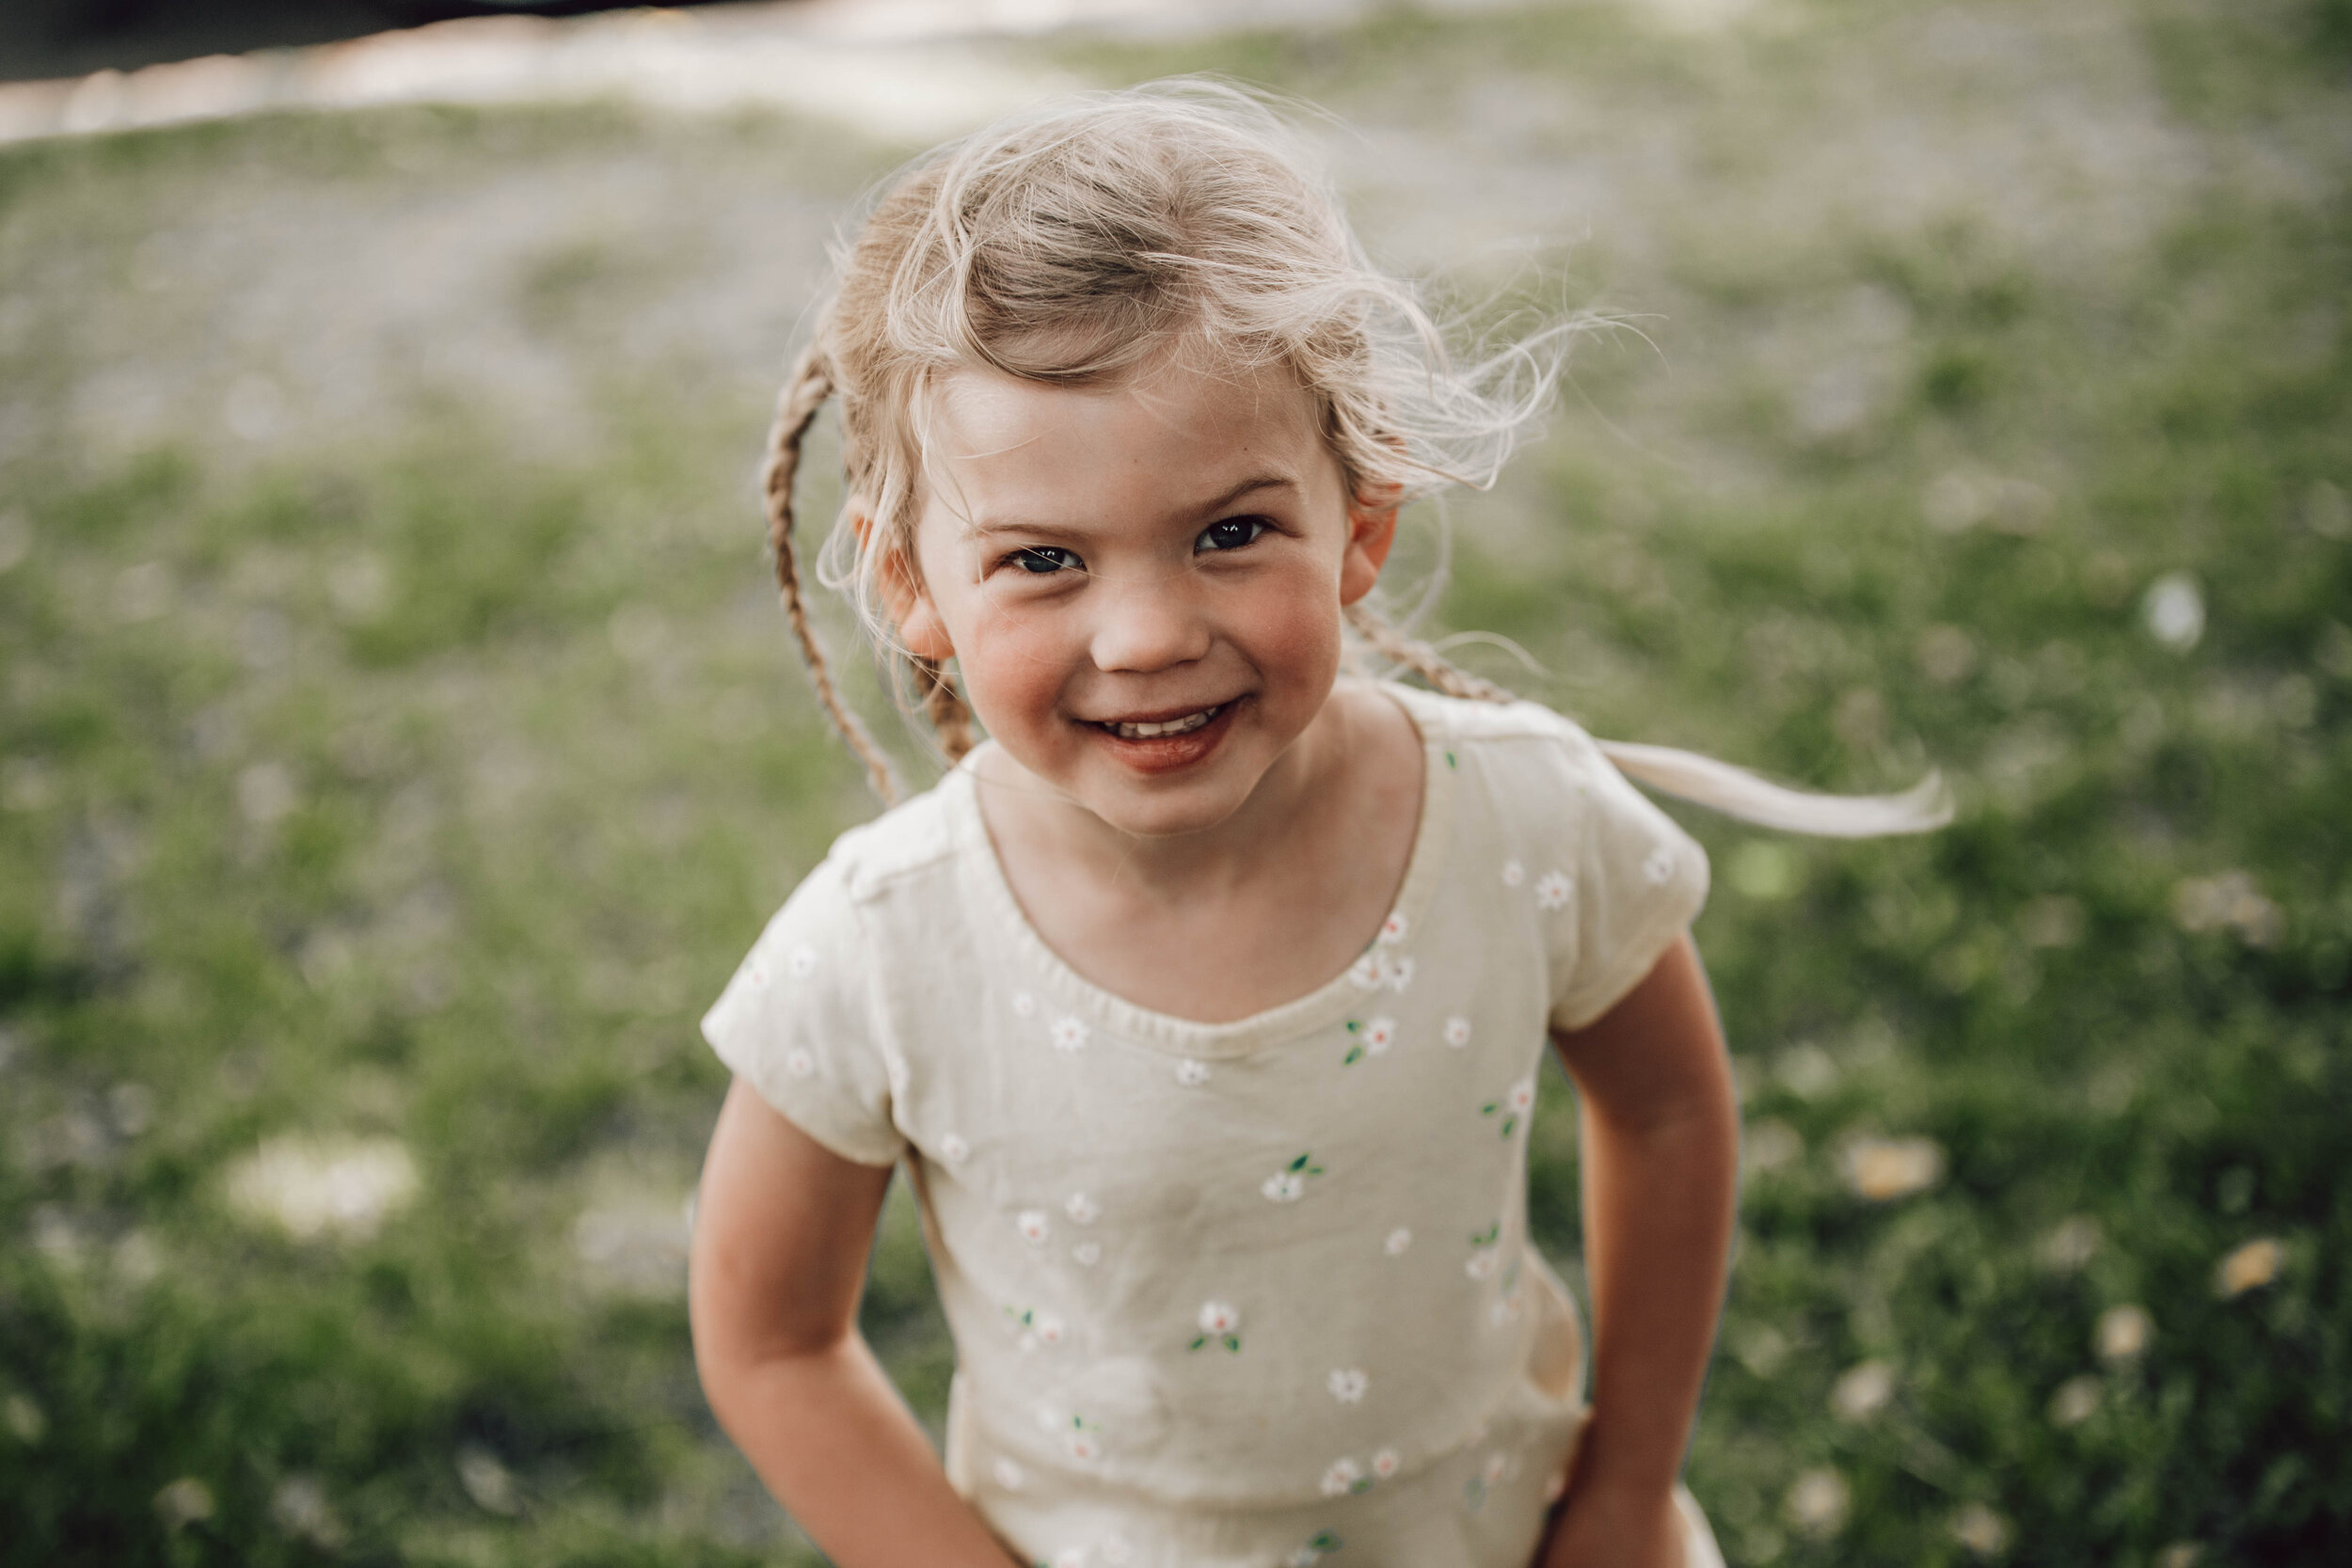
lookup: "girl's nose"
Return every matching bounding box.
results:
[1087,576,1213,673]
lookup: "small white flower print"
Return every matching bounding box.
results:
[1502,859,1526,887]
[1327,1369,1369,1403]
[787,944,818,978]
[1508,1077,1536,1115]
[939,1132,970,1164]
[1072,1243,1102,1268]
[1017,1211,1052,1244]
[1489,1298,1523,1327]
[1065,1193,1100,1226]
[1367,1017,1397,1054]
[1643,844,1678,886]
[1480,1077,1536,1137]
[993,1458,1025,1491]
[1263,1172,1306,1203]
[1064,1430,1100,1463]
[1372,1448,1401,1479]
[1191,1300,1243,1352]
[1444,1016,1473,1049]
[1346,952,1385,990]
[1051,1016,1089,1053]
[1384,1227,1413,1257]
[784,1048,816,1080]
[747,960,771,990]
[1379,911,1409,944]
[1386,956,1415,993]
[1484,1451,1514,1485]
[1033,1312,1066,1346]
[1012,991,1038,1019]
[1466,1250,1501,1282]
[1534,870,1573,911]
[1321,1457,1367,1497]
[1176,1057,1212,1086]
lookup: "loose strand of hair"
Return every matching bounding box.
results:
[762,344,905,806]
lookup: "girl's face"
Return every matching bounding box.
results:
[888,356,1395,840]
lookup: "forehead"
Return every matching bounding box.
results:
[925,357,1337,522]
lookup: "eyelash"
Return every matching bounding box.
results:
[996,516,1272,578]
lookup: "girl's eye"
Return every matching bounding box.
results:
[1009,546,1083,575]
[1198,516,1270,553]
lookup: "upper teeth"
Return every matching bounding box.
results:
[1111,706,1218,740]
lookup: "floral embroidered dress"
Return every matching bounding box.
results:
[702,685,1716,1568]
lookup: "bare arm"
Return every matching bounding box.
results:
[1538,934,1740,1568]
[689,1078,1020,1568]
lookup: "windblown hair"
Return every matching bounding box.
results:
[761,79,1947,834]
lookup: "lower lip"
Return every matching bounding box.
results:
[1087,702,1240,775]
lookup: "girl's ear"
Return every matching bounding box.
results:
[1339,490,1401,607]
[855,502,958,662]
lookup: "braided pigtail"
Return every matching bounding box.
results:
[762,344,905,806]
[1345,601,1949,835]
[1344,601,1516,705]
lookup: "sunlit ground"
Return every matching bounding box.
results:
[2,0,2346,1563]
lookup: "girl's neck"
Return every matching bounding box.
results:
[967,681,1426,1024]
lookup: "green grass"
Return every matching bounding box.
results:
[2,1,2347,1563]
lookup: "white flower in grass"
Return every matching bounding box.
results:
[2049,1374,2101,1427]
[1372,1448,1401,1479]
[1379,911,1409,944]
[1502,859,1526,887]
[1830,1360,1894,1421]
[993,1458,1025,1491]
[1443,1016,1472,1049]
[787,944,818,977]
[1327,1368,1369,1403]
[1017,1211,1052,1244]
[938,1132,970,1165]
[1642,845,1677,887]
[1950,1502,2012,1558]
[1012,990,1038,1018]
[1364,1017,1397,1056]
[1051,1016,1089,1053]
[1787,1467,1849,1538]
[2097,1304,2153,1362]
[1263,1171,1307,1203]
[1065,1193,1100,1226]
[783,1049,816,1080]
[1384,1227,1412,1257]
[1176,1057,1212,1086]
[1534,870,1572,911]
[1320,1457,1364,1497]
[1198,1300,1242,1335]
[1072,1243,1102,1268]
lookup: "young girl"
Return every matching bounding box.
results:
[687,82,1943,1568]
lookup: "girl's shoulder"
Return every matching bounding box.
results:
[812,767,976,905]
[1379,680,1619,779]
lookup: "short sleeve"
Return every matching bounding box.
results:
[700,857,905,1168]
[1544,722,1712,1033]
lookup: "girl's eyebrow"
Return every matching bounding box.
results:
[964,474,1300,540]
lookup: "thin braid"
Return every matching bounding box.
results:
[1344,602,1517,705]
[762,345,904,805]
[910,654,979,764]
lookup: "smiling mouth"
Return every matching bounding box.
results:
[1093,704,1226,741]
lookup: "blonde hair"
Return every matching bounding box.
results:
[761,79,1948,835]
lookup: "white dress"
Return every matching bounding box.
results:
[703,685,1724,1568]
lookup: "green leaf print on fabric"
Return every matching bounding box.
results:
[1479,1074,1537,1137]
[1190,1300,1243,1353]
[1341,1017,1397,1067]
[1286,1530,1344,1567]
[1263,1152,1326,1202]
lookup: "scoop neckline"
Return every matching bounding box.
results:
[946,682,1459,1059]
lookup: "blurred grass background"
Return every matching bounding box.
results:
[2,0,2346,1563]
